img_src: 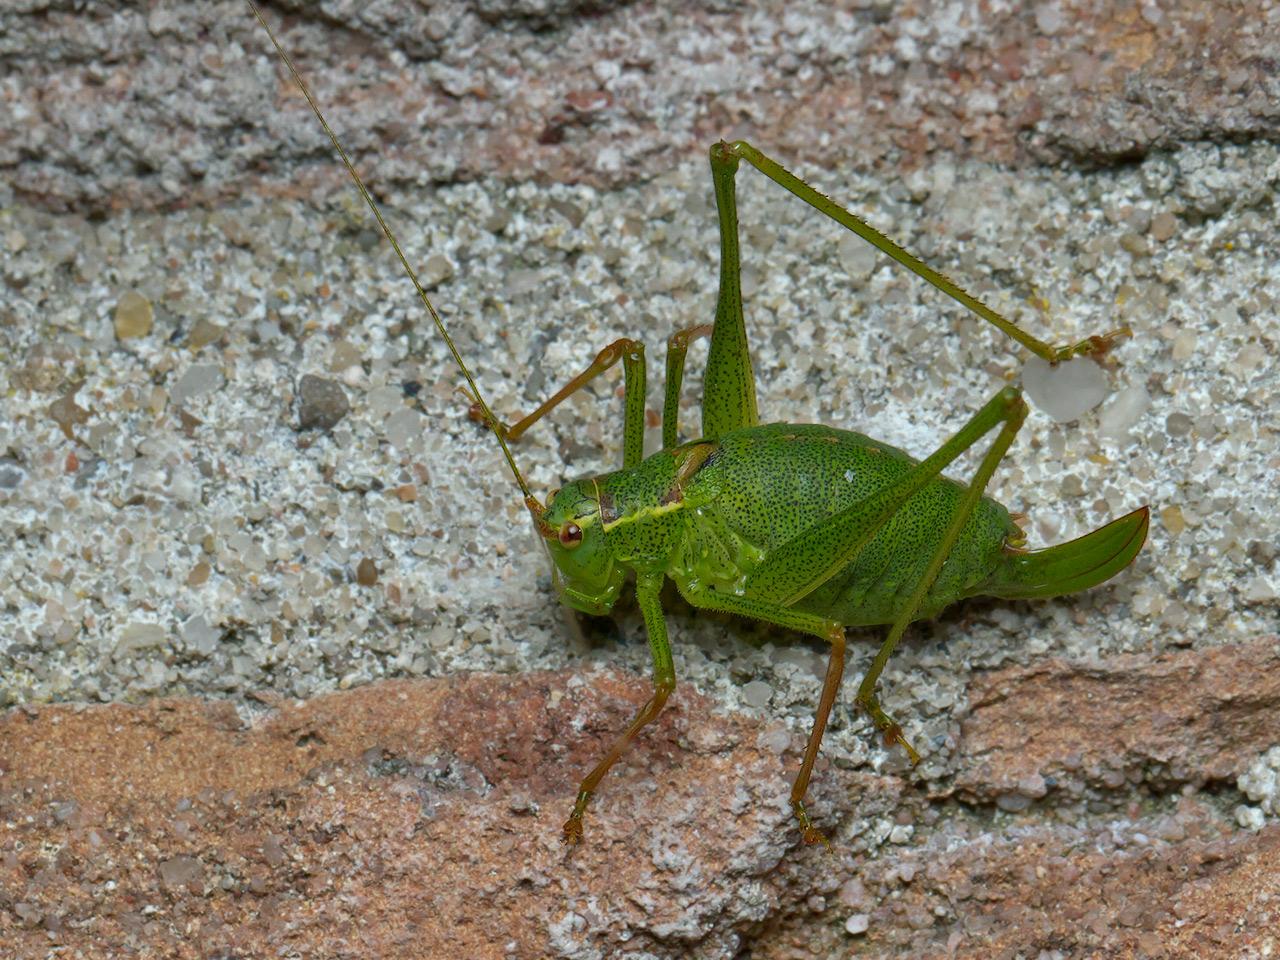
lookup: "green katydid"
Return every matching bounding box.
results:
[249,3,1149,847]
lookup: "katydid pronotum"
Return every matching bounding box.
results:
[249,3,1149,847]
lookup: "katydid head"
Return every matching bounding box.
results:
[538,481,625,616]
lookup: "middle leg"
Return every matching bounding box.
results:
[562,571,675,844]
[674,581,848,845]
[662,323,713,449]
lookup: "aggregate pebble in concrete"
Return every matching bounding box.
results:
[295,373,350,431]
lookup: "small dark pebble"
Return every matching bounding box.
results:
[297,374,350,431]
[356,557,378,586]
[0,458,25,489]
[401,380,422,397]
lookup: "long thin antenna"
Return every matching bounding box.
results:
[247,0,545,522]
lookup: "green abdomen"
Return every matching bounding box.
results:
[678,423,1018,627]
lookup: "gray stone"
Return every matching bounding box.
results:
[297,374,350,431]
[171,364,224,406]
[157,855,204,891]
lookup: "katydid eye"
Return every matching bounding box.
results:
[559,522,582,548]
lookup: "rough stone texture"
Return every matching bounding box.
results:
[2,1,1278,211]
[956,642,1280,803]
[3,0,1279,956]
[0,673,891,958]
[3,662,1280,958]
[754,806,1280,959]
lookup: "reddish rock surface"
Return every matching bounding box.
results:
[3,1,1276,211]
[755,810,1280,959]
[4,643,1279,958]
[956,642,1280,802]
[0,672,891,958]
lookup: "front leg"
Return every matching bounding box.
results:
[562,571,674,844]
[469,337,648,469]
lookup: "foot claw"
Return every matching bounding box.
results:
[466,401,508,435]
[857,695,923,766]
[801,825,831,849]
[561,816,584,846]
[883,723,922,767]
[457,388,510,435]
[1053,326,1132,364]
[792,800,832,849]
[562,790,591,845]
